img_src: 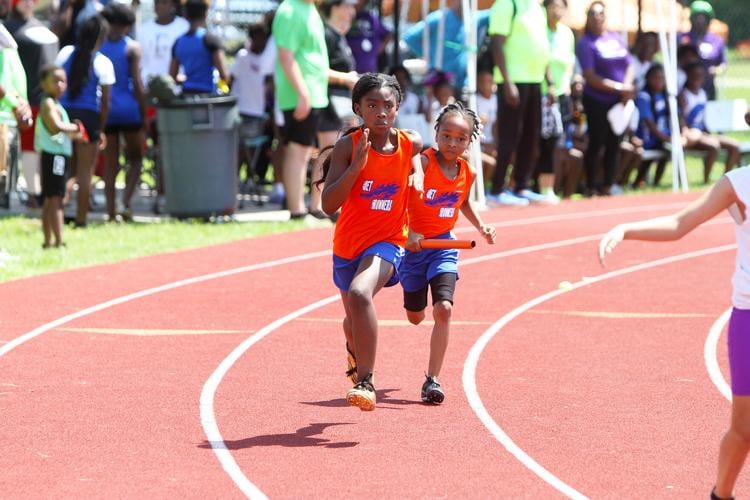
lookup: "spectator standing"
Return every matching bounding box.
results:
[5,0,59,207]
[476,68,496,184]
[100,2,146,221]
[52,0,102,47]
[536,0,575,204]
[576,0,634,196]
[487,0,550,206]
[137,0,188,86]
[679,0,725,101]
[169,0,227,95]
[56,14,114,227]
[346,0,391,74]
[35,64,83,248]
[272,0,329,219]
[403,0,490,92]
[229,22,276,195]
[310,0,359,220]
[0,22,32,208]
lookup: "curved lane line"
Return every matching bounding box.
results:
[200,294,340,500]
[463,243,737,499]
[1,202,694,360]
[705,308,733,401]
[0,250,331,359]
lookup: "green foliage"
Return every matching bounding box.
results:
[0,217,311,283]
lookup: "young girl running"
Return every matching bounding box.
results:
[318,72,424,412]
[36,64,83,248]
[599,110,750,499]
[401,102,496,404]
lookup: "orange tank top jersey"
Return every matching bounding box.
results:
[408,148,470,238]
[333,128,415,259]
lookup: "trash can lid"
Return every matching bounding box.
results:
[157,95,237,108]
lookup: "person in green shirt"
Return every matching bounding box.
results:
[487,0,550,206]
[536,0,575,203]
[272,0,332,219]
[0,24,32,208]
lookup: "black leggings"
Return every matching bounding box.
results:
[582,94,623,192]
[491,83,541,194]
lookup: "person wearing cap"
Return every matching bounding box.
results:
[679,0,725,100]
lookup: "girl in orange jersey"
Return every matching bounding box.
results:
[402,102,496,404]
[318,73,424,411]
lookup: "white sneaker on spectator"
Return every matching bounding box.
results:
[609,184,625,196]
[539,191,561,205]
[518,189,552,204]
[486,190,530,206]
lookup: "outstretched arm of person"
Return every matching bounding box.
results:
[459,167,496,244]
[599,176,738,265]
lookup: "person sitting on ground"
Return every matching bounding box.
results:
[680,61,740,184]
[169,0,227,95]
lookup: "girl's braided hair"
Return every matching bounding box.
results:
[434,100,481,142]
[314,73,403,189]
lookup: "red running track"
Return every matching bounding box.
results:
[0,192,745,498]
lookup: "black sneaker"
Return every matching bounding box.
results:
[346,373,376,411]
[345,343,357,384]
[421,375,444,404]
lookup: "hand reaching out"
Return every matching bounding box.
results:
[480,224,496,244]
[598,225,625,266]
[405,229,424,252]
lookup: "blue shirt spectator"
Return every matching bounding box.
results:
[403,4,489,90]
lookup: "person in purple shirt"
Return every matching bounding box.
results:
[346,0,391,74]
[576,0,634,196]
[679,0,725,100]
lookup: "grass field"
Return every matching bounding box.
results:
[0,217,312,283]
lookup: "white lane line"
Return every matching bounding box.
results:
[0,250,331,359]
[463,243,737,500]
[705,308,733,402]
[200,294,340,500]
[454,202,689,233]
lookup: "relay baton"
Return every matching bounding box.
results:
[419,239,476,250]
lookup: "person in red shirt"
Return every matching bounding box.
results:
[402,101,496,404]
[317,72,424,411]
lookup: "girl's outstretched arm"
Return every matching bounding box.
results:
[599,176,738,264]
[459,167,496,244]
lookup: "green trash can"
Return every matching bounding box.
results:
[157,95,239,218]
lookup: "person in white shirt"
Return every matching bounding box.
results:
[137,0,188,86]
[599,113,750,500]
[475,68,496,186]
[228,22,277,198]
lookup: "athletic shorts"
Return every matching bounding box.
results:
[66,108,101,144]
[403,272,457,312]
[282,108,322,147]
[332,241,405,292]
[104,122,143,134]
[728,307,750,395]
[40,151,68,199]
